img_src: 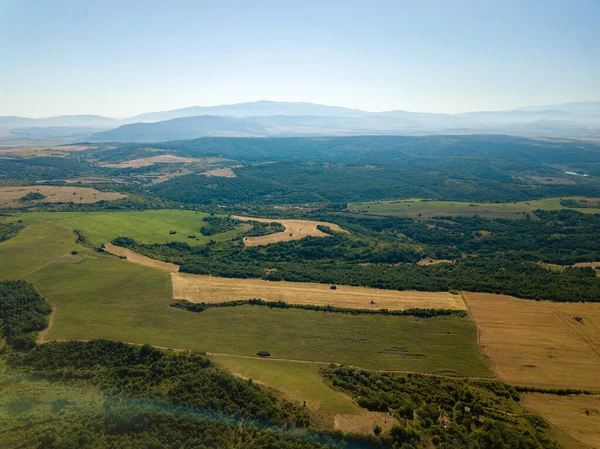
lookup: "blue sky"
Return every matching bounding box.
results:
[1,0,599,117]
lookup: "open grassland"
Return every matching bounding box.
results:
[172,272,465,311]
[348,197,600,218]
[233,216,347,246]
[464,292,600,390]
[15,210,244,246]
[0,185,125,208]
[0,221,77,279]
[22,253,486,373]
[522,393,600,449]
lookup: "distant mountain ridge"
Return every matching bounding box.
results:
[1,100,599,143]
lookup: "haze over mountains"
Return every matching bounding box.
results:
[1,100,599,144]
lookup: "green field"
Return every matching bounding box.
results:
[0,212,490,376]
[8,210,244,246]
[212,355,361,416]
[348,197,600,218]
[0,221,78,279]
[32,253,487,374]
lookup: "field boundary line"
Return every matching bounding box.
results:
[520,401,596,449]
[459,291,498,378]
[552,309,600,360]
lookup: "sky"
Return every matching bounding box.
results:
[0,0,599,118]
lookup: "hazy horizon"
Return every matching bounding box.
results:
[1,0,599,118]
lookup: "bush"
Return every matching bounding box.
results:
[18,192,46,202]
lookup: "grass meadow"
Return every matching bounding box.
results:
[13,210,245,246]
[348,197,600,219]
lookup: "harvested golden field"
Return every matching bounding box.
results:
[522,393,600,449]
[232,216,347,246]
[0,186,125,208]
[100,155,225,168]
[171,272,466,311]
[464,293,600,390]
[104,243,179,272]
[200,167,237,177]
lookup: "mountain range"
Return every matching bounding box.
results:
[1,100,599,143]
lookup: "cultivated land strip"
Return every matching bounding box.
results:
[172,272,465,311]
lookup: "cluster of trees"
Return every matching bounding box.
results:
[244,220,286,237]
[18,191,46,202]
[3,339,394,449]
[0,220,24,242]
[322,365,559,449]
[0,280,51,350]
[200,215,241,236]
[170,298,467,318]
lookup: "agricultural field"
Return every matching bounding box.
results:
[464,292,600,390]
[348,197,600,218]
[0,185,125,208]
[0,219,488,375]
[12,210,245,246]
[0,221,78,279]
[233,215,347,246]
[171,272,466,311]
[522,393,600,449]
[38,257,485,373]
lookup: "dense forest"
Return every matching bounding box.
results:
[112,209,600,302]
